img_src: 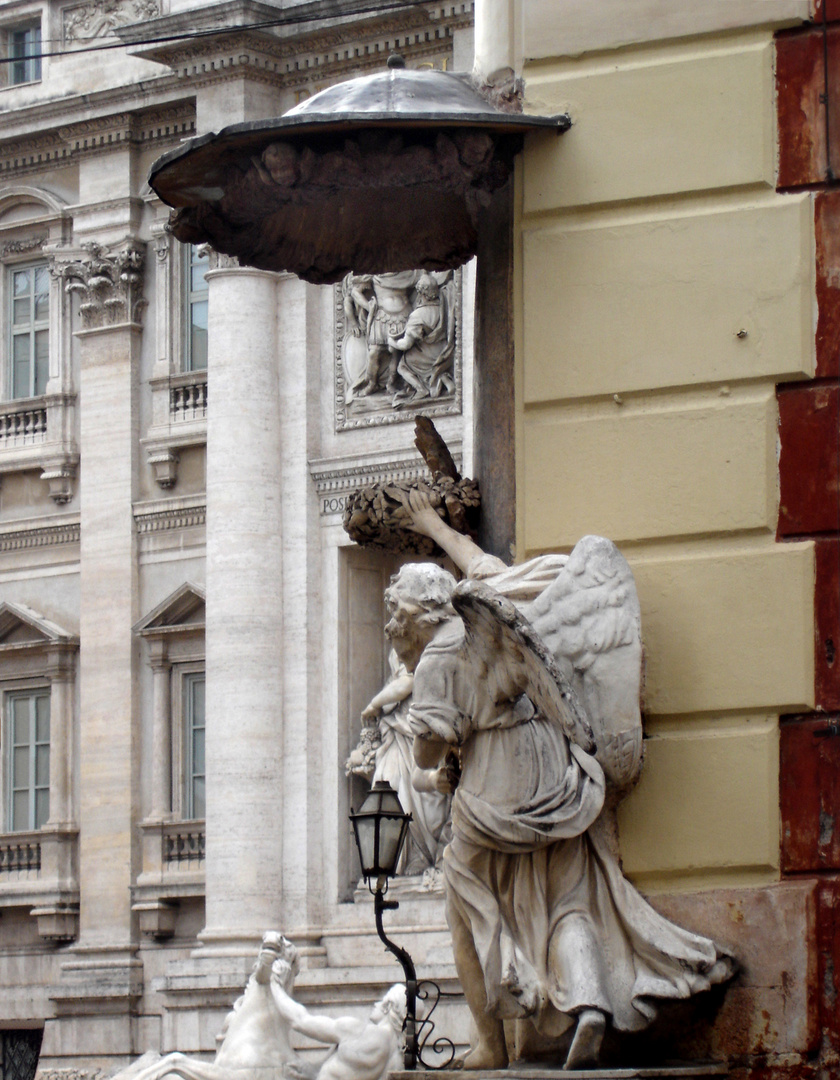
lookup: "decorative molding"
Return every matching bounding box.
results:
[61,241,146,329]
[0,519,80,553]
[0,236,47,257]
[0,104,195,181]
[63,1,162,46]
[203,247,239,271]
[334,269,463,431]
[134,498,206,535]
[39,1069,103,1080]
[311,450,462,518]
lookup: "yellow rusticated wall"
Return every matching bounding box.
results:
[515,22,815,891]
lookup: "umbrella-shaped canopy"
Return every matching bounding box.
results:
[149,60,569,284]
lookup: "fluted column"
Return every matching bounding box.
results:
[200,262,284,951]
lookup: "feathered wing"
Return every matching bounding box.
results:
[521,536,644,794]
[451,579,595,755]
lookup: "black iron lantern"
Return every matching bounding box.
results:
[350,780,411,888]
[350,781,418,1068]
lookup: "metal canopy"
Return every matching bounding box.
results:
[149,64,570,284]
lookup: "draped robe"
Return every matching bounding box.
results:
[409,598,734,1037]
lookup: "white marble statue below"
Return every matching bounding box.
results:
[384,489,736,1071]
[270,981,406,1080]
[107,936,406,1080]
[108,933,303,1080]
[346,648,451,876]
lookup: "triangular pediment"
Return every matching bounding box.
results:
[0,601,77,648]
[135,583,205,636]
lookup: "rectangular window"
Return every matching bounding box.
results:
[184,674,205,819]
[185,245,208,371]
[7,23,41,86]
[6,691,49,832]
[9,263,49,399]
[0,1030,43,1080]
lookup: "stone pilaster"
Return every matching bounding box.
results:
[148,638,173,821]
[199,263,285,953]
[44,642,77,828]
[69,240,144,950]
[42,242,146,1071]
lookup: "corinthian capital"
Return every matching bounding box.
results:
[61,240,147,329]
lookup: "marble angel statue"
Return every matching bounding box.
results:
[346,649,451,876]
[382,489,735,1071]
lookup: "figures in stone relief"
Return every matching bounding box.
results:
[269,982,407,1080]
[340,271,457,411]
[347,649,451,876]
[388,273,456,406]
[382,489,736,1070]
[108,933,303,1080]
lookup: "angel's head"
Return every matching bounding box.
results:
[384,564,456,670]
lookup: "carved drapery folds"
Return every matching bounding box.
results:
[61,241,146,329]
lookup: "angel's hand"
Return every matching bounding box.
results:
[433,761,459,795]
[361,703,380,722]
[392,486,444,538]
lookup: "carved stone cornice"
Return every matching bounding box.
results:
[60,241,146,329]
[0,103,195,181]
[134,499,206,535]
[123,0,470,94]
[310,450,462,517]
[0,517,80,553]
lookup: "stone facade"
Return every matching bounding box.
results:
[0,2,475,1077]
[1,3,838,1080]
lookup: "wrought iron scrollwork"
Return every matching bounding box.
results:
[415,980,458,1070]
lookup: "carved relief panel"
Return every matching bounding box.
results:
[334,268,462,430]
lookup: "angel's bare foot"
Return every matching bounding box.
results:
[563,1009,605,1071]
[461,1039,508,1071]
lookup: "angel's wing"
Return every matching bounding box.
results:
[451,579,595,755]
[521,536,643,793]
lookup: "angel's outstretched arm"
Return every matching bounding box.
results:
[361,673,414,720]
[395,487,486,575]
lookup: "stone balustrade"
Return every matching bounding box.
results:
[0,832,41,875]
[0,401,48,447]
[170,374,208,424]
[163,821,205,866]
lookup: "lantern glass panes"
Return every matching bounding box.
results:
[350,781,411,883]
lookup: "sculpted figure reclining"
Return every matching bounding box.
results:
[387,490,736,1071]
[109,934,406,1080]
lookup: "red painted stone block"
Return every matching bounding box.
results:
[780,714,840,872]
[816,537,840,709]
[816,191,840,377]
[814,0,840,24]
[776,25,840,187]
[777,383,840,535]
